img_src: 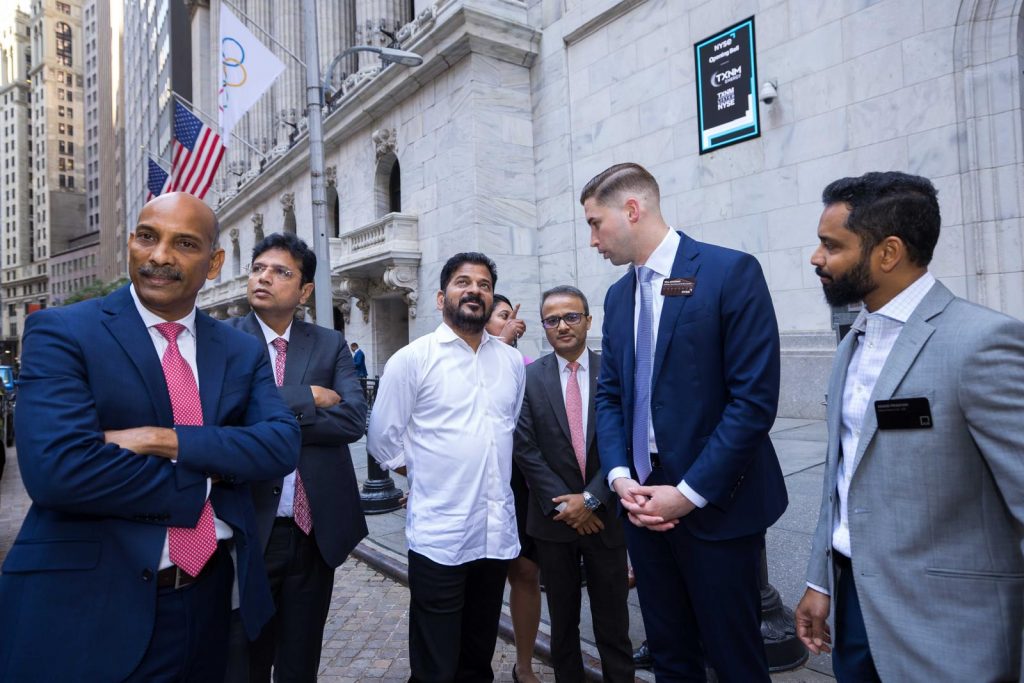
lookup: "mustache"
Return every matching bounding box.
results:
[460,294,484,306]
[814,266,832,281]
[139,264,183,281]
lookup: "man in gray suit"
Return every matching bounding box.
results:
[795,172,1024,682]
[514,285,633,682]
[226,232,368,682]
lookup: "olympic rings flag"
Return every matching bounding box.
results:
[218,3,285,145]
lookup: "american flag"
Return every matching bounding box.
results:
[146,158,171,200]
[168,103,225,199]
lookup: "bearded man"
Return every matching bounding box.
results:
[367,252,526,683]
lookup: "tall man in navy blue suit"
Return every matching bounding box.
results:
[0,192,301,682]
[586,163,787,681]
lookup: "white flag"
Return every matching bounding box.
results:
[218,3,286,146]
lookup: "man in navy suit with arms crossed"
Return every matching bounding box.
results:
[0,192,300,682]
[586,163,787,681]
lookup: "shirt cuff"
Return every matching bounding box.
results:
[380,454,406,471]
[807,582,830,597]
[677,480,708,508]
[607,466,632,489]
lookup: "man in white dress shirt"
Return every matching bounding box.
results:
[795,172,1024,682]
[368,252,526,683]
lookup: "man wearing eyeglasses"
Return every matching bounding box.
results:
[514,285,634,682]
[225,232,368,683]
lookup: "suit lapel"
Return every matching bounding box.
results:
[617,272,637,413]
[284,320,314,384]
[586,349,599,450]
[540,353,572,444]
[101,287,174,424]
[849,283,952,474]
[828,332,858,484]
[652,233,701,382]
[195,311,227,426]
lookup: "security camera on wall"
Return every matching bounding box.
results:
[759,81,778,105]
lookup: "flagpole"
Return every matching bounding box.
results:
[143,147,174,169]
[172,91,267,160]
[220,0,305,68]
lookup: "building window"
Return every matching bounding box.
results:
[56,1,71,14]
[55,22,73,67]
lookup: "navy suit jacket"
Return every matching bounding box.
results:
[595,233,787,540]
[0,286,300,681]
[227,313,368,568]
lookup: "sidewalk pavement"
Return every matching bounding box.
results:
[349,417,836,681]
[0,415,834,681]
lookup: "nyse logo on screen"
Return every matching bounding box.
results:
[711,66,742,87]
[717,87,735,111]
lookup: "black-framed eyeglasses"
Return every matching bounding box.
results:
[541,312,586,329]
[247,263,295,281]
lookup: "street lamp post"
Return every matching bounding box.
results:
[300,0,422,514]
[300,0,422,330]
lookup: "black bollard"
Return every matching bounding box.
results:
[760,544,808,671]
[358,378,404,514]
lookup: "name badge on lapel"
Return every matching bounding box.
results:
[662,278,695,297]
[874,397,933,429]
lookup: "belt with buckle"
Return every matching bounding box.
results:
[156,541,232,589]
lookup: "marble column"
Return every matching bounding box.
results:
[353,0,412,70]
[273,0,302,154]
[318,0,357,93]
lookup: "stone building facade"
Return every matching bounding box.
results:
[187,0,1024,417]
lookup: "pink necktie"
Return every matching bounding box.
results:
[155,322,217,577]
[566,361,587,480]
[272,337,312,535]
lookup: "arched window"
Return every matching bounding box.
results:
[55,22,72,67]
[374,153,401,217]
[326,185,340,237]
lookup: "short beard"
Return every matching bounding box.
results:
[817,255,876,307]
[444,294,487,334]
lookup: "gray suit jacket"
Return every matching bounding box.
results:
[227,314,368,568]
[514,350,624,546]
[807,281,1024,681]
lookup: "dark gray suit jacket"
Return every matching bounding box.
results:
[228,313,368,568]
[514,350,623,546]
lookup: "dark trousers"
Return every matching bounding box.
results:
[225,518,336,683]
[624,471,768,682]
[832,553,881,683]
[124,544,234,682]
[534,535,633,683]
[407,549,510,683]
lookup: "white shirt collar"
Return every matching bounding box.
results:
[638,228,681,278]
[555,348,590,374]
[851,271,936,332]
[435,321,493,348]
[129,283,197,336]
[253,313,292,345]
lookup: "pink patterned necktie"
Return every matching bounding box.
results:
[272,337,312,535]
[155,322,217,577]
[566,361,587,480]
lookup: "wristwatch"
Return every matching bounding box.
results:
[582,491,601,511]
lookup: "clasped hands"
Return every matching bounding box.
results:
[551,493,604,535]
[612,478,696,531]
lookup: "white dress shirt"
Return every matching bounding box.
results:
[253,315,299,518]
[555,349,590,439]
[367,322,526,566]
[129,285,232,570]
[606,229,707,508]
[808,271,936,596]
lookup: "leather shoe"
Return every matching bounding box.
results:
[633,641,653,669]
